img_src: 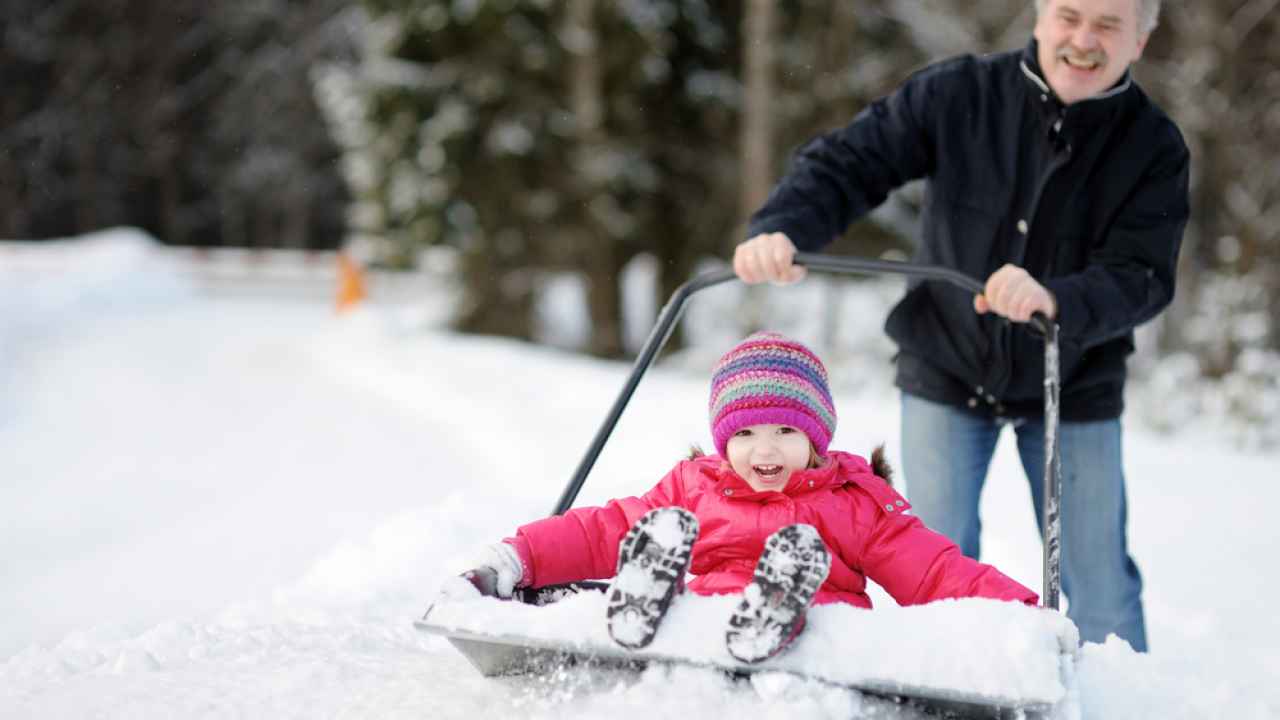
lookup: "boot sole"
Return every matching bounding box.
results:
[725,523,831,663]
[606,507,700,650]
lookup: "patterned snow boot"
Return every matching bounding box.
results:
[725,523,831,663]
[606,506,700,650]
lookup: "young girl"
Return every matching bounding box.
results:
[447,332,1037,662]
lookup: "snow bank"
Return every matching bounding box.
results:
[0,227,192,324]
[426,590,1076,709]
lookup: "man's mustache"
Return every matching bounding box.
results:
[1057,45,1107,66]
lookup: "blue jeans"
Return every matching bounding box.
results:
[900,392,1148,651]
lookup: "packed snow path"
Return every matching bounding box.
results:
[2,232,1278,718]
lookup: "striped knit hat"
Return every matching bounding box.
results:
[709,332,837,458]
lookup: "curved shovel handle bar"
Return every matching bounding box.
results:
[548,253,1063,610]
[794,254,1056,338]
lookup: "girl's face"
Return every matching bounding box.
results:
[726,423,813,492]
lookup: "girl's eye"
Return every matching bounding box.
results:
[778,426,796,434]
[734,429,753,437]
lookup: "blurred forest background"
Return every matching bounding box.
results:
[2,1,1277,387]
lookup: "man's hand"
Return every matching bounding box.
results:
[733,233,807,285]
[974,264,1058,322]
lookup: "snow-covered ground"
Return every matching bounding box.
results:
[2,230,1278,718]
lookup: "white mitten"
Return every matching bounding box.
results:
[462,542,525,599]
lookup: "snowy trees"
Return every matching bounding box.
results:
[340,1,927,353]
[2,1,1275,418]
[0,1,355,248]
[331,1,727,353]
[1125,1,1280,443]
[330,0,1276,434]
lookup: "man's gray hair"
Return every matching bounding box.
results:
[1034,0,1161,34]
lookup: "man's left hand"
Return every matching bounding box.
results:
[974,264,1057,322]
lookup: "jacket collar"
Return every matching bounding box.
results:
[1019,37,1134,135]
[711,452,856,501]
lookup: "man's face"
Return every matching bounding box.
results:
[1034,0,1149,104]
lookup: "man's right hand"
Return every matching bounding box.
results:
[733,233,807,285]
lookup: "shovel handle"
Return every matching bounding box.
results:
[794,253,1053,337]
[549,253,1061,610]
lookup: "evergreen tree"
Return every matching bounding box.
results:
[353,0,750,353]
[0,1,354,248]
[345,0,1278,372]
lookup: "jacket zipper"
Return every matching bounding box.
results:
[989,110,1073,404]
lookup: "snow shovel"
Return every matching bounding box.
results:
[418,253,1070,719]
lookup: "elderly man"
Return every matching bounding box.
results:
[733,0,1187,652]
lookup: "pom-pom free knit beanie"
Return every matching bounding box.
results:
[708,332,837,458]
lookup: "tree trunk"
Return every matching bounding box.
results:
[564,0,624,357]
[653,189,698,353]
[740,0,777,229]
[735,0,780,335]
[284,189,310,250]
[456,246,535,340]
[0,153,23,237]
[74,123,98,233]
[586,246,626,358]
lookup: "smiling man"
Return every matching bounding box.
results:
[1034,0,1150,104]
[731,0,1188,652]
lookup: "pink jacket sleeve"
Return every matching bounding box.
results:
[858,502,1039,607]
[513,463,687,588]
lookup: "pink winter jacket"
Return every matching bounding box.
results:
[517,451,1037,608]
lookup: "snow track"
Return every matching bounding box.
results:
[2,232,1278,718]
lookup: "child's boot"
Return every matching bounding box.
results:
[725,523,831,663]
[606,506,700,650]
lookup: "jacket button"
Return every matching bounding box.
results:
[808,480,815,488]
[1017,219,1028,234]
[724,488,733,496]
[896,500,905,507]
[884,504,895,511]
[967,397,978,408]
[1041,93,1048,102]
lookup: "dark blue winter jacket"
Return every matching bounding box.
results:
[747,40,1190,421]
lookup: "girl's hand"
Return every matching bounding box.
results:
[437,542,525,603]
